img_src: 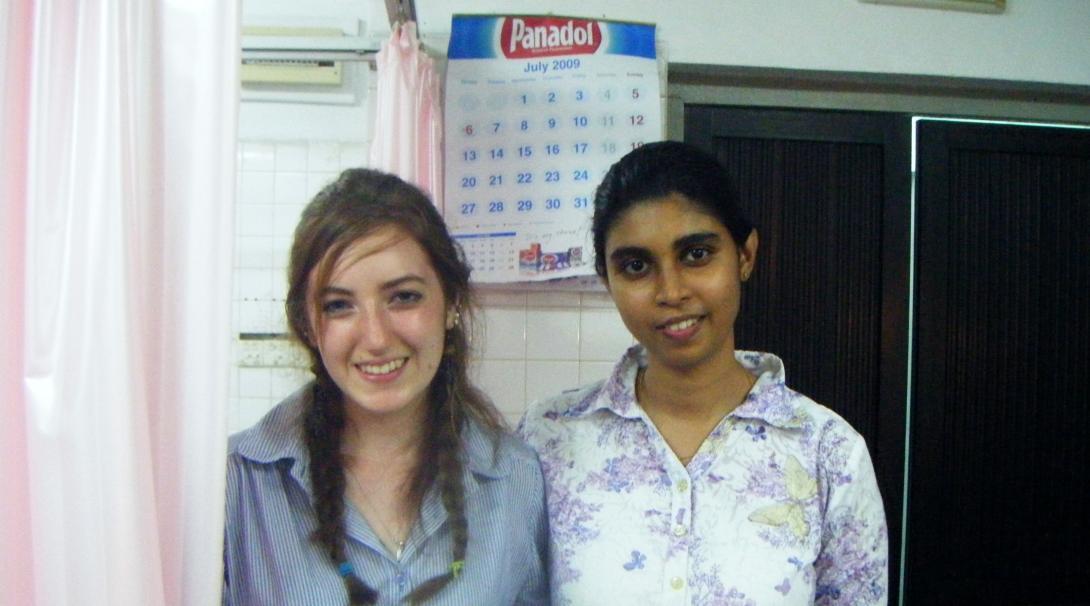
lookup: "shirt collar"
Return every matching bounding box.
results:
[231,385,508,483]
[560,346,806,430]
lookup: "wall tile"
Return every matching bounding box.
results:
[581,291,616,308]
[473,359,526,416]
[308,142,342,172]
[237,235,272,269]
[238,367,271,398]
[478,289,527,307]
[526,291,581,307]
[274,172,307,206]
[340,144,368,169]
[237,268,273,301]
[525,360,581,407]
[579,308,635,361]
[478,306,526,360]
[273,204,302,239]
[274,142,308,171]
[525,307,580,360]
[239,171,275,206]
[237,203,275,237]
[308,172,338,198]
[579,361,616,385]
[237,398,273,433]
[241,142,275,171]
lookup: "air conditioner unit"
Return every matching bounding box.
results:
[240,24,376,86]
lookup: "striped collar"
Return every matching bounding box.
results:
[231,385,509,486]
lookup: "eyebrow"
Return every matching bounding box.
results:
[608,232,723,263]
[674,232,722,250]
[318,274,428,298]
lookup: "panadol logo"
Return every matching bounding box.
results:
[500,16,602,58]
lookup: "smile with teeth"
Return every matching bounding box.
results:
[357,357,407,375]
[662,317,700,331]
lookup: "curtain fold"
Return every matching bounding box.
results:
[1,1,237,604]
[368,21,444,209]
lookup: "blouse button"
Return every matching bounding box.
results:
[670,576,684,590]
[673,524,688,537]
[676,479,689,493]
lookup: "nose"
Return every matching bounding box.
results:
[654,263,689,307]
[355,304,393,352]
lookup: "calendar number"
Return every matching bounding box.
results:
[489,174,503,186]
[463,149,478,161]
[573,196,589,209]
[545,144,560,156]
[491,121,502,134]
[460,203,477,216]
[545,198,561,210]
[463,124,474,136]
[573,115,589,128]
[518,145,533,158]
[488,201,505,213]
[489,147,504,160]
[517,172,533,184]
[573,169,589,181]
[629,114,645,126]
[545,170,560,182]
[573,142,588,154]
[520,119,530,131]
[546,117,558,129]
[517,199,533,212]
[461,176,477,188]
[631,88,641,99]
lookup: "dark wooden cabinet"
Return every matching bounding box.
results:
[686,107,1090,605]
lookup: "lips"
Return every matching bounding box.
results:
[657,315,704,341]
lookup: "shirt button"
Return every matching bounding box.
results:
[671,576,684,590]
[676,479,689,492]
[673,524,688,537]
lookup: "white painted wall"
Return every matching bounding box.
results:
[414,0,1090,86]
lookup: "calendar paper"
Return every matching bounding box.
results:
[444,15,661,283]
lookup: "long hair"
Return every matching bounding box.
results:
[285,168,504,604]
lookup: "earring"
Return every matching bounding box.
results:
[446,309,460,330]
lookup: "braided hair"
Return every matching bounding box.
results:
[286,169,505,604]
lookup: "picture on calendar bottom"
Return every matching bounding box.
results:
[519,242,586,276]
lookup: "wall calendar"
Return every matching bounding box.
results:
[444,14,662,283]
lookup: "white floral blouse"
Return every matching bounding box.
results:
[518,346,888,606]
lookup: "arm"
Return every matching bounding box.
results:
[814,434,889,606]
[514,449,551,606]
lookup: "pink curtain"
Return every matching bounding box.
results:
[0,1,237,604]
[368,21,444,209]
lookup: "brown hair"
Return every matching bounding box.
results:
[286,169,504,604]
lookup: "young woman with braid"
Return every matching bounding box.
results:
[224,169,549,605]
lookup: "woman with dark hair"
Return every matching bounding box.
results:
[225,169,549,605]
[520,141,888,605]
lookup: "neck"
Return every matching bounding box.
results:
[639,350,755,421]
[341,399,427,463]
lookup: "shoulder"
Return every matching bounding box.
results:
[517,379,608,445]
[463,417,543,483]
[229,387,308,457]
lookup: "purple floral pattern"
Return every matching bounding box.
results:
[519,347,888,605]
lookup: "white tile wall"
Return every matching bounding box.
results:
[230,143,636,433]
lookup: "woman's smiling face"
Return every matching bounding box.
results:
[603,193,757,374]
[307,225,449,421]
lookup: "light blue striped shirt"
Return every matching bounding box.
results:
[224,389,550,605]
